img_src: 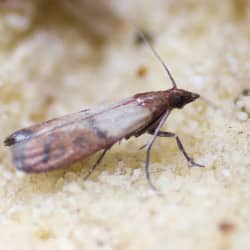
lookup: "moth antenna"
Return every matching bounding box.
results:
[137,30,177,89]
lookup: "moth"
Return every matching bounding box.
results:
[4,34,204,190]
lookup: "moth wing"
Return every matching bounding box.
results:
[5,97,153,172]
[10,124,108,172]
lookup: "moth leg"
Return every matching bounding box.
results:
[144,111,171,191]
[83,149,108,180]
[151,131,205,168]
[145,140,157,191]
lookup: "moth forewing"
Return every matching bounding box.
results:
[5,96,154,173]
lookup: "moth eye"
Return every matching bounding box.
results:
[171,95,184,108]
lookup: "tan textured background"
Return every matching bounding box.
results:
[0,0,250,249]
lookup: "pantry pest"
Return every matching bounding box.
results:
[4,33,204,190]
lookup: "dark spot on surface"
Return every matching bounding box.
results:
[4,129,33,146]
[218,221,236,234]
[136,65,148,78]
[232,0,248,21]
[234,88,250,120]
[234,88,250,103]
[242,89,250,96]
[96,239,105,247]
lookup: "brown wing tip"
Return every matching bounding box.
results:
[4,136,15,146]
[4,129,33,147]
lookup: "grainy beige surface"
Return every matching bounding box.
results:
[0,1,250,250]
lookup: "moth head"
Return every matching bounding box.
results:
[169,89,199,109]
